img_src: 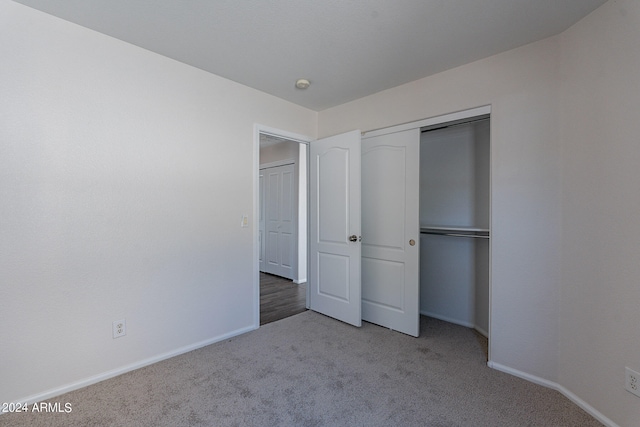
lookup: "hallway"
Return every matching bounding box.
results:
[259,273,307,325]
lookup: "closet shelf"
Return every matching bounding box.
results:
[420,225,490,239]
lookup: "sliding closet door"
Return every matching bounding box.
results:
[361,128,420,337]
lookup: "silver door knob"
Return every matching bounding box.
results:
[349,235,358,242]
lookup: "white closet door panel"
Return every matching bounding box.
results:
[309,130,361,327]
[279,232,294,269]
[263,163,296,279]
[361,257,405,310]
[361,128,420,337]
[277,166,295,278]
[281,169,295,222]
[317,252,350,301]
[362,146,406,250]
[266,231,279,265]
[264,170,280,275]
[318,149,350,244]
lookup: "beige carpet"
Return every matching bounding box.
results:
[1,312,602,426]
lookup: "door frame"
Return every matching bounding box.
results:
[253,124,313,328]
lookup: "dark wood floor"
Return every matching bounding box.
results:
[260,272,307,325]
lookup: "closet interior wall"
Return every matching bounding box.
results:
[419,118,490,336]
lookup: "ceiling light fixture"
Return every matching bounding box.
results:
[295,79,310,89]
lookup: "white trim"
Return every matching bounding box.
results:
[10,324,256,408]
[487,114,493,363]
[259,159,296,170]
[421,311,488,337]
[488,361,557,388]
[297,143,308,284]
[474,326,488,338]
[256,124,312,145]
[253,124,313,329]
[487,362,619,427]
[363,105,491,138]
[253,125,261,328]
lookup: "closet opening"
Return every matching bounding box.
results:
[419,115,490,355]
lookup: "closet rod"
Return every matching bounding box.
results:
[420,231,489,239]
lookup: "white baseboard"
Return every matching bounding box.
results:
[293,279,307,285]
[421,310,474,328]
[487,361,619,427]
[421,311,488,338]
[474,325,488,338]
[10,324,257,408]
[8,324,618,427]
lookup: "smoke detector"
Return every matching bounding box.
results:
[295,79,310,89]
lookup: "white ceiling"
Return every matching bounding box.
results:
[13,0,606,111]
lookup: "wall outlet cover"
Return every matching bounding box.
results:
[625,367,640,398]
[112,319,126,339]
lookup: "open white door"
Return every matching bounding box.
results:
[361,128,420,336]
[309,130,362,327]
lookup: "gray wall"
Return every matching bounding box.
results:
[319,2,640,424]
[0,1,316,404]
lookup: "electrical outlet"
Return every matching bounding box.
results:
[112,319,126,339]
[625,367,640,398]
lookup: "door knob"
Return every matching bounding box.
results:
[409,239,415,246]
[349,235,358,242]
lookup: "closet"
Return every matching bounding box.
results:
[419,117,490,336]
[305,106,490,337]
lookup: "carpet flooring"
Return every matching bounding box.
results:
[0,312,602,426]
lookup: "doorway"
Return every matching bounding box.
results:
[256,128,311,325]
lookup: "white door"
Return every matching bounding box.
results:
[263,163,297,279]
[361,128,420,336]
[309,130,362,327]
